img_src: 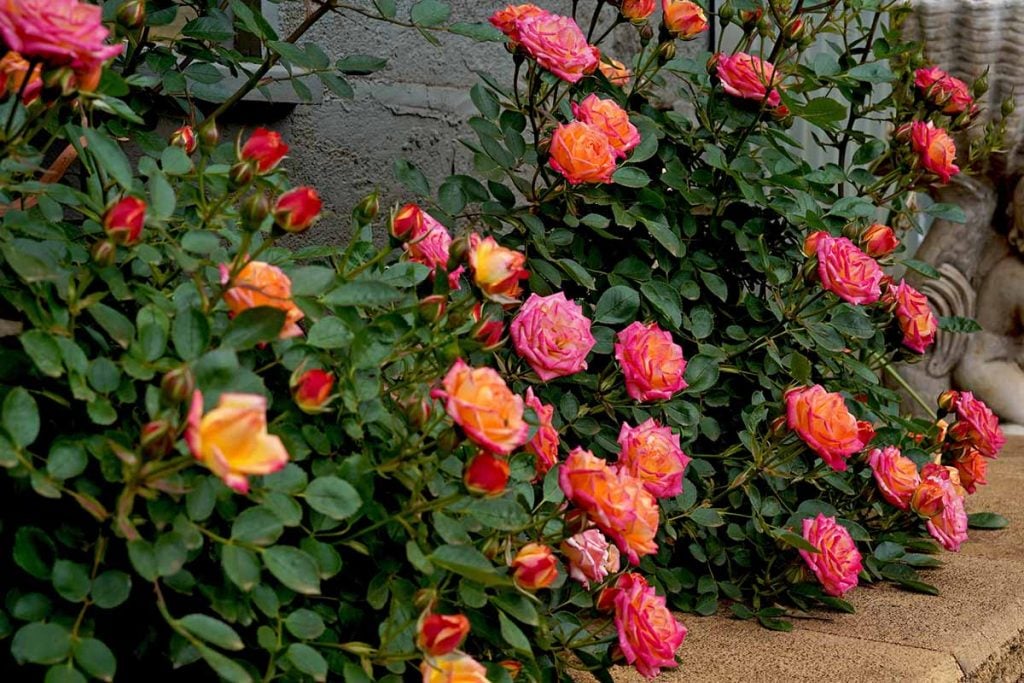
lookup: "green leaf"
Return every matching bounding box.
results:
[394,159,430,196]
[701,270,728,301]
[492,593,540,626]
[161,146,193,175]
[74,638,116,682]
[430,544,507,586]
[449,22,504,41]
[126,540,158,582]
[285,609,326,640]
[223,545,262,592]
[373,0,397,18]
[3,387,39,448]
[641,218,681,257]
[847,62,894,83]
[498,611,532,655]
[195,645,252,683]
[231,507,284,546]
[324,282,403,308]
[923,202,967,223]
[438,177,467,214]
[82,128,133,188]
[45,666,87,683]
[593,285,639,324]
[306,317,354,349]
[136,305,170,362]
[12,622,71,664]
[1,242,59,283]
[304,476,362,521]
[968,512,1009,529]
[873,541,905,561]
[612,166,650,187]
[410,0,450,26]
[799,97,847,128]
[939,316,982,333]
[641,280,683,328]
[91,571,131,609]
[774,529,819,553]
[689,507,725,527]
[179,614,244,651]
[336,55,388,74]
[462,496,530,531]
[558,258,596,290]
[183,15,234,41]
[263,547,321,595]
[902,259,940,279]
[684,354,720,394]
[20,330,64,377]
[287,643,327,682]
[173,306,211,360]
[14,527,55,579]
[222,307,286,349]
[52,560,91,603]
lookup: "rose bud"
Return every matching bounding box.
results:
[783,17,805,43]
[198,120,220,150]
[861,223,899,257]
[416,613,470,657]
[621,0,656,22]
[937,389,958,412]
[463,451,510,496]
[161,366,195,405]
[273,187,323,233]
[802,230,827,257]
[391,203,424,240]
[240,192,272,231]
[499,660,522,680]
[417,294,448,323]
[91,240,117,267]
[169,125,197,154]
[738,8,762,27]
[229,160,256,186]
[116,0,146,29]
[140,420,174,458]
[470,302,505,350]
[103,196,146,245]
[290,369,335,414]
[239,127,289,174]
[510,543,558,591]
[467,233,529,304]
[663,0,710,40]
[353,192,379,223]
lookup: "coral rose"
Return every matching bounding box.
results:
[420,652,489,683]
[0,52,42,104]
[954,449,988,494]
[516,12,600,83]
[417,613,470,657]
[614,321,688,402]
[489,3,546,44]
[290,369,335,414]
[560,529,620,589]
[467,233,529,304]
[600,58,631,87]
[950,391,1006,458]
[786,385,874,471]
[549,121,618,185]
[617,419,691,499]
[240,127,289,173]
[861,223,899,258]
[511,543,558,590]
[910,121,960,184]
[889,279,938,353]
[186,391,289,494]
[559,447,659,564]
[571,94,641,159]
[716,52,782,107]
[222,260,305,338]
[915,66,975,115]
[524,387,559,478]
[866,446,920,510]
[434,359,529,455]
[0,0,122,75]
[913,467,969,551]
[799,514,863,597]
[607,573,687,678]
[622,0,656,22]
[511,292,596,381]
[811,232,884,305]
[463,451,510,496]
[663,0,708,40]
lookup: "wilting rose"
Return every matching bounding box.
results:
[434,359,529,454]
[954,449,988,494]
[417,613,470,657]
[0,0,122,76]
[606,573,687,678]
[103,196,146,246]
[290,369,334,414]
[811,232,884,305]
[799,514,862,596]
[786,385,874,471]
[950,391,1006,458]
[614,321,688,402]
[391,203,424,240]
[186,391,289,494]
[549,121,618,185]
[0,52,42,104]
[910,121,959,184]
[511,543,558,590]
[888,279,938,353]
[560,529,620,589]
[405,212,463,290]
[662,0,709,40]
[511,292,595,381]
[524,388,559,478]
[617,419,691,499]
[489,3,546,44]
[516,12,600,83]
[222,260,305,338]
[716,52,782,107]
[240,127,289,173]
[600,58,631,87]
[915,66,975,115]
[866,446,920,510]
[169,125,197,155]
[571,94,641,159]
[468,233,529,304]
[420,652,489,683]
[861,223,899,257]
[621,0,656,21]
[463,451,510,496]
[559,447,659,564]
[273,187,323,233]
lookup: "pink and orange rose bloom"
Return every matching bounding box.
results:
[600,573,687,678]
[403,210,463,289]
[715,52,782,108]
[549,120,618,185]
[468,233,529,304]
[511,543,559,591]
[805,232,884,305]
[617,419,691,499]
[866,446,920,510]
[621,0,656,21]
[887,279,938,353]
[861,223,899,258]
[420,652,489,683]
[954,449,988,494]
[434,360,529,455]
[909,120,959,184]
[662,0,709,40]
[561,529,620,589]
[417,613,470,657]
[524,387,559,478]
[786,385,874,471]
[615,321,688,402]
[515,12,600,83]
[948,390,1006,458]
[511,292,595,381]
[600,58,631,87]
[489,4,546,44]
[912,464,969,551]
[915,66,976,116]
[799,514,862,596]
[222,260,305,339]
[571,95,641,159]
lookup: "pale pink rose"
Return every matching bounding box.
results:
[524,387,559,478]
[617,419,690,499]
[799,514,862,597]
[607,573,687,678]
[560,529,621,589]
[0,0,123,73]
[571,94,641,159]
[516,12,601,84]
[866,446,920,510]
[950,391,1005,458]
[404,211,462,289]
[510,292,596,381]
[715,52,782,108]
[614,321,687,402]
[813,233,884,305]
[786,385,875,471]
[888,279,938,353]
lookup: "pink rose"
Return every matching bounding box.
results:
[571,94,641,159]
[489,4,547,44]
[560,529,621,589]
[404,211,462,290]
[516,12,601,84]
[617,419,690,499]
[949,391,1006,458]
[524,387,559,478]
[715,52,782,108]
[799,514,863,597]
[888,279,938,353]
[914,468,969,551]
[0,0,123,74]
[606,573,687,678]
[909,121,960,184]
[812,232,884,305]
[614,321,688,402]
[866,446,920,510]
[786,385,875,471]
[914,66,975,115]
[511,292,596,381]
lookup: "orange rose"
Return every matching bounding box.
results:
[548,121,618,185]
[467,233,529,304]
[604,573,687,678]
[910,121,959,184]
[614,321,687,402]
[954,449,987,494]
[861,223,899,257]
[510,543,558,590]
[616,418,690,498]
[571,94,641,159]
[662,0,709,40]
[599,58,631,87]
[0,51,41,103]
[785,385,874,471]
[866,446,920,510]
[621,0,656,21]
[420,652,489,683]
[489,4,546,44]
[434,360,529,455]
[516,12,600,83]
[221,260,305,338]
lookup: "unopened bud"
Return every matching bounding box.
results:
[240,192,272,231]
[116,0,146,30]
[739,8,761,28]
[972,73,989,98]
[353,192,380,224]
[448,235,470,267]
[1002,97,1015,118]
[418,294,448,323]
[91,240,117,267]
[639,24,655,44]
[140,420,174,458]
[719,1,736,25]
[937,389,958,412]
[161,366,195,405]
[169,125,197,155]
[783,17,805,43]
[657,41,676,63]
[229,160,256,186]
[197,120,219,151]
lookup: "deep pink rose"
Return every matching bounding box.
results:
[914,66,975,115]
[813,233,884,305]
[799,514,862,597]
[403,211,462,290]
[715,52,782,107]
[607,573,687,678]
[614,321,687,402]
[950,391,1006,458]
[560,529,620,589]
[524,387,559,478]
[786,385,875,471]
[866,446,920,510]
[617,419,690,499]
[516,12,600,84]
[888,279,938,353]
[572,94,641,159]
[511,292,596,381]
[0,0,123,74]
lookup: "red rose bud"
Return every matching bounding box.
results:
[91,239,117,267]
[391,203,423,240]
[169,125,197,154]
[937,390,958,412]
[240,127,288,173]
[470,302,504,350]
[463,451,510,496]
[160,366,195,405]
[416,613,470,656]
[783,17,805,43]
[140,420,174,458]
[861,223,899,257]
[103,196,146,245]
[739,8,762,27]
[198,120,220,150]
[116,0,146,29]
[499,661,523,680]
[291,369,335,414]
[418,294,447,323]
[510,543,558,591]
[274,187,323,233]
